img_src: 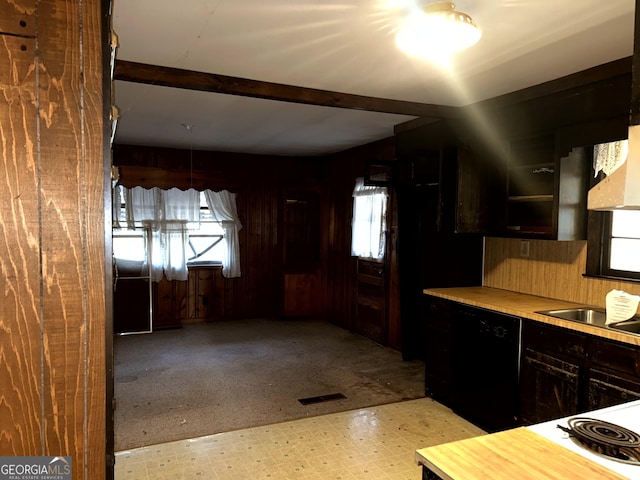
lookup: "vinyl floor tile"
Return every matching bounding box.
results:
[115,397,485,479]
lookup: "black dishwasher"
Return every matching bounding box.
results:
[449,304,521,432]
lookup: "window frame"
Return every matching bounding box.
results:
[350,180,388,262]
[586,210,640,282]
[115,186,227,268]
[186,232,224,266]
[185,193,227,267]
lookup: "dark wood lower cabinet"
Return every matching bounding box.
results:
[423,296,452,402]
[422,304,640,428]
[518,321,586,424]
[587,369,640,410]
[519,351,580,424]
[519,320,640,424]
[586,336,640,410]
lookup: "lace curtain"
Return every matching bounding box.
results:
[203,190,243,278]
[351,177,388,260]
[121,186,242,281]
[594,140,628,177]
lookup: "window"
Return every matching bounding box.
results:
[587,210,640,281]
[351,177,388,260]
[113,227,150,278]
[114,186,242,280]
[115,187,226,265]
[603,210,640,279]
[113,228,147,264]
[186,193,225,266]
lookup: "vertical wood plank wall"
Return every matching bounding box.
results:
[324,137,400,347]
[484,238,640,305]
[0,1,107,479]
[114,145,323,321]
[113,138,399,345]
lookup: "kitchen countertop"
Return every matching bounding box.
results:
[423,286,640,347]
[416,400,640,480]
[415,427,629,480]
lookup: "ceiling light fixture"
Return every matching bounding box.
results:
[396,1,481,61]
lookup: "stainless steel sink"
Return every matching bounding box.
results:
[537,307,640,336]
[609,320,640,335]
[536,307,607,326]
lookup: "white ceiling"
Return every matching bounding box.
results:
[111,0,635,156]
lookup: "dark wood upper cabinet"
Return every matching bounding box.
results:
[396,120,501,235]
[455,138,506,234]
[504,133,589,240]
[395,122,485,359]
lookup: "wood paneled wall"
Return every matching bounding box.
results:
[324,137,401,348]
[0,1,107,478]
[484,238,640,306]
[114,138,400,346]
[114,144,325,320]
[154,267,232,326]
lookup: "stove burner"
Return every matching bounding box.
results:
[558,417,640,465]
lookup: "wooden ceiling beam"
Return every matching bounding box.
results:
[114,59,462,119]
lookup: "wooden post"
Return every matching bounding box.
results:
[0,0,108,478]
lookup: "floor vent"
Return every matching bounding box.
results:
[298,393,347,406]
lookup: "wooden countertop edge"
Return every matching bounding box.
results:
[423,286,640,347]
[415,427,630,480]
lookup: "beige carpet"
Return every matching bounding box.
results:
[114,318,425,451]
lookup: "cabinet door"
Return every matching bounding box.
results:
[456,140,505,234]
[522,321,586,362]
[423,297,452,402]
[503,134,588,240]
[587,369,640,411]
[587,337,640,410]
[590,337,640,379]
[519,350,580,424]
[506,134,556,238]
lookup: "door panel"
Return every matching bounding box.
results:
[355,259,386,344]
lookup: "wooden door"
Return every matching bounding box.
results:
[281,188,322,317]
[354,259,386,344]
[282,272,321,317]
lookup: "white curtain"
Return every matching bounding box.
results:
[148,221,190,282]
[125,186,200,282]
[351,177,387,260]
[594,140,628,177]
[203,190,243,278]
[113,184,122,229]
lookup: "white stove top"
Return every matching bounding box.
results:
[528,400,640,479]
